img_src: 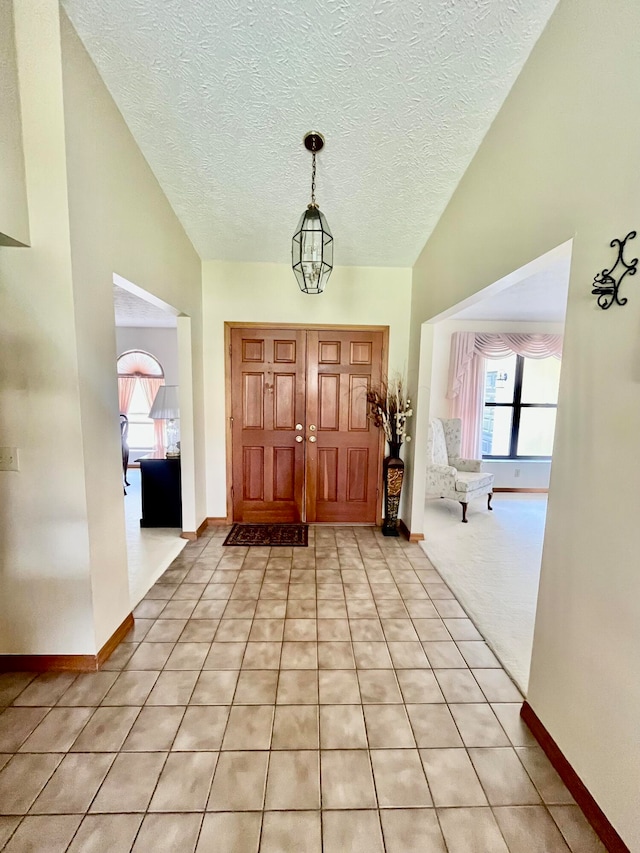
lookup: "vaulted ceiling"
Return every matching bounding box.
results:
[451,256,571,323]
[113,284,177,327]
[62,0,558,267]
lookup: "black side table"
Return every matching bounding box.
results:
[139,452,182,528]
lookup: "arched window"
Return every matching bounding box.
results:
[117,350,164,379]
[117,350,165,451]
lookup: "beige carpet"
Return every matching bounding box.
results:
[420,493,547,693]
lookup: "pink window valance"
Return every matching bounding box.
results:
[446,332,563,458]
[117,350,164,378]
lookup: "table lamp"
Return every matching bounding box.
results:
[149,385,180,458]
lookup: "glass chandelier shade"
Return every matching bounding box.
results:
[292,132,333,294]
[292,205,334,294]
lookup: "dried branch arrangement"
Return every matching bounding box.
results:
[366,375,413,449]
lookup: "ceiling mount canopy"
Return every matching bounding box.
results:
[303,131,325,155]
[292,131,334,295]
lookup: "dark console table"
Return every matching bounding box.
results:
[139,452,182,528]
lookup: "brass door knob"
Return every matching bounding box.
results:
[308,436,317,443]
[295,435,303,443]
[295,424,303,431]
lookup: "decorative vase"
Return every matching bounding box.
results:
[382,442,404,537]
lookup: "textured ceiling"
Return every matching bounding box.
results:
[452,256,571,323]
[113,285,177,327]
[62,0,558,267]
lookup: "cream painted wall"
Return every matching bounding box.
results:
[60,12,204,648]
[406,0,640,845]
[202,261,412,518]
[0,0,29,246]
[0,0,94,654]
[428,320,564,490]
[0,1,204,656]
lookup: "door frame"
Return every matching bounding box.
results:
[224,322,389,525]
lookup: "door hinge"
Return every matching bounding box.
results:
[229,343,232,356]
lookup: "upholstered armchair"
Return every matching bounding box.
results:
[426,418,494,522]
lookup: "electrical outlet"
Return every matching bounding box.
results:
[514,468,520,478]
[0,447,19,471]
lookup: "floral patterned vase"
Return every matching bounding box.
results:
[382,443,404,537]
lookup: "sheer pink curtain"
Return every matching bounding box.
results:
[450,352,485,458]
[139,377,165,452]
[446,332,485,457]
[117,377,136,415]
[447,332,563,458]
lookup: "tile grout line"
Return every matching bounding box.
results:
[356,535,391,853]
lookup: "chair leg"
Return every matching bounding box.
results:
[460,502,468,523]
[488,492,493,511]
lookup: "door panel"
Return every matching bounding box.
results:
[274,373,296,429]
[318,374,340,430]
[317,448,339,503]
[242,373,264,429]
[348,375,370,431]
[242,447,264,501]
[347,448,369,502]
[231,328,306,522]
[273,447,296,501]
[305,330,384,523]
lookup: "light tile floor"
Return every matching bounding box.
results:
[124,468,186,608]
[0,526,605,852]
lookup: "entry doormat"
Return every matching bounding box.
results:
[223,523,308,547]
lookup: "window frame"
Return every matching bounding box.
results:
[124,380,157,451]
[482,354,558,460]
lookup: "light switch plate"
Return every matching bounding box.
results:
[0,447,19,471]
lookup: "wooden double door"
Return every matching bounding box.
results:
[229,325,387,524]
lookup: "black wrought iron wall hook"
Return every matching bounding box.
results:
[592,231,637,309]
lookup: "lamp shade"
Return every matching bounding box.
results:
[292,206,333,294]
[149,385,180,420]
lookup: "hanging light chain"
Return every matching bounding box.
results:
[310,150,317,207]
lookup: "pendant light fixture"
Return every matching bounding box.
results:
[292,132,334,294]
